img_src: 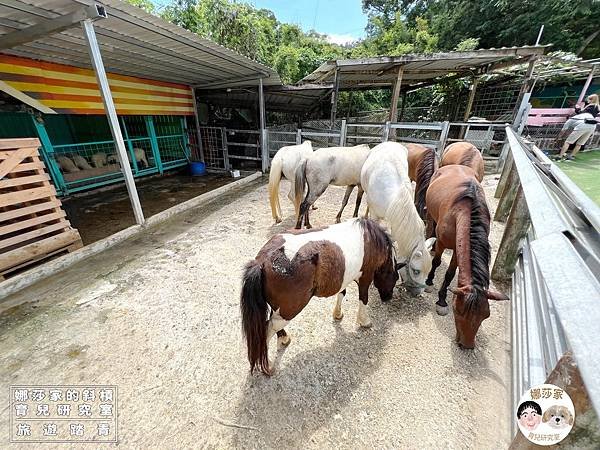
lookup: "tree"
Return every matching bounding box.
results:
[123,0,155,13]
[362,0,600,58]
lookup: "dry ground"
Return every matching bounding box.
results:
[0,175,511,449]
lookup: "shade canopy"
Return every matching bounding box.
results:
[0,0,280,88]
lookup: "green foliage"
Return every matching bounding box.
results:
[160,0,345,84]
[123,0,155,13]
[363,0,600,58]
[454,38,479,52]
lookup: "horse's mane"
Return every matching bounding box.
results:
[415,147,436,218]
[454,180,491,311]
[385,183,425,258]
[358,217,393,258]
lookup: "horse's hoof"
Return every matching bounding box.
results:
[358,320,373,328]
[333,310,344,320]
[436,304,449,316]
[335,218,341,224]
[424,285,435,293]
[306,224,312,229]
[277,334,291,348]
[311,206,318,210]
[275,218,282,224]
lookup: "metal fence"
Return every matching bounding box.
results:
[492,127,600,436]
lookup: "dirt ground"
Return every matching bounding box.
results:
[62,172,234,245]
[0,175,511,449]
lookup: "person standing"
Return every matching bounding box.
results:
[555,94,599,160]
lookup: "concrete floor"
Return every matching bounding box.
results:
[0,176,511,449]
[62,172,234,245]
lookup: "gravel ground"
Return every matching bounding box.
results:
[0,175,511,449]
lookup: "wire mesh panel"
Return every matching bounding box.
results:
[51,140,122,193]
[121,116,157,174]
[153,116,188,168]
[267,130,297,156]
[346,123,384,146]
[200,126,225,170]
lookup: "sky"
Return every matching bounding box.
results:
[249,0,367,45]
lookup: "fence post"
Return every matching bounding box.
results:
[495,151,514,198]
[438,121,450,155]
[296,129,302,145]
[144,116,162,174]
[492,187,531,280]
[221,127,230,171]
[121,117,139,174]
[382,121,391,142]
[340,119,347,146]
[494,165,520,222]
[30,114,67,195]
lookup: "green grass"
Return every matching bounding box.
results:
[556,150,600,205]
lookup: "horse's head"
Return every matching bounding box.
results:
[400,237,436,296]
[374,252,400,302]
[450,285,508,348]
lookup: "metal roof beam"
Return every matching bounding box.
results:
[0,3,106,50]
[194,75,268,89]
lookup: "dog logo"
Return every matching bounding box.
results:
[516,383,575,445]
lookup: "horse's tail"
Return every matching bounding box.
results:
[268,155,283,221]
[294,159,308,215]
[240,260,271,375]
[415,147,436,220]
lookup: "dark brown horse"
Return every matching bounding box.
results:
[406,143,438,219]
[241,218,401,375]
[424,165,508,348]
[441,142,484,181]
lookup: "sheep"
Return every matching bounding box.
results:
[71,154,93,170]
[91,152,107,168]
[56,155,80,173]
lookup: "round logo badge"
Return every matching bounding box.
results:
[516,383,575,445]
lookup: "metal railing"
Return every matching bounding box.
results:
[492,127,600,435]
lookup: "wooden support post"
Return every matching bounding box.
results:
[296,129,302,145]
[495,151,514,198]
[577,66,596,104]
[330,66,340,127]
[492,187,531,280]
[494,164,520,222]
[389,66,404,123]
[463,76,479,122]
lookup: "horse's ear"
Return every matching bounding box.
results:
[395,261,406,272]
[425,237,436,252]
[486,289,509,301]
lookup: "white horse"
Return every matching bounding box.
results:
[294,144,371,228]
[361,141,435,295]
[268,141,313,223]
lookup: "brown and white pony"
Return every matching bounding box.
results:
[406,143,438,219]
[440,142,484,181]
[425,165,508,348]
[241,218,401,375]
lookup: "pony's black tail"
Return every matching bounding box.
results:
[415,147,436,220]
[240,260,271,375]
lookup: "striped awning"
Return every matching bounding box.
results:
[0,54,194,115]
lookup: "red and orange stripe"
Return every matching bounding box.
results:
[0,54,195,116]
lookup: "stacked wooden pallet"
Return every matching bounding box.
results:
[0,138,83,280]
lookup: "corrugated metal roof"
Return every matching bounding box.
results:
[301,46,550,89]
[198,84,332,114]
[0,0,281,88]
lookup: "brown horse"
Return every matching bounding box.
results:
[441,142,484,181]
[424,165,508,348]
[406,143,438,219]
[240,218,401,375]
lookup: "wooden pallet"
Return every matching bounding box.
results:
[0,138,83,280]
